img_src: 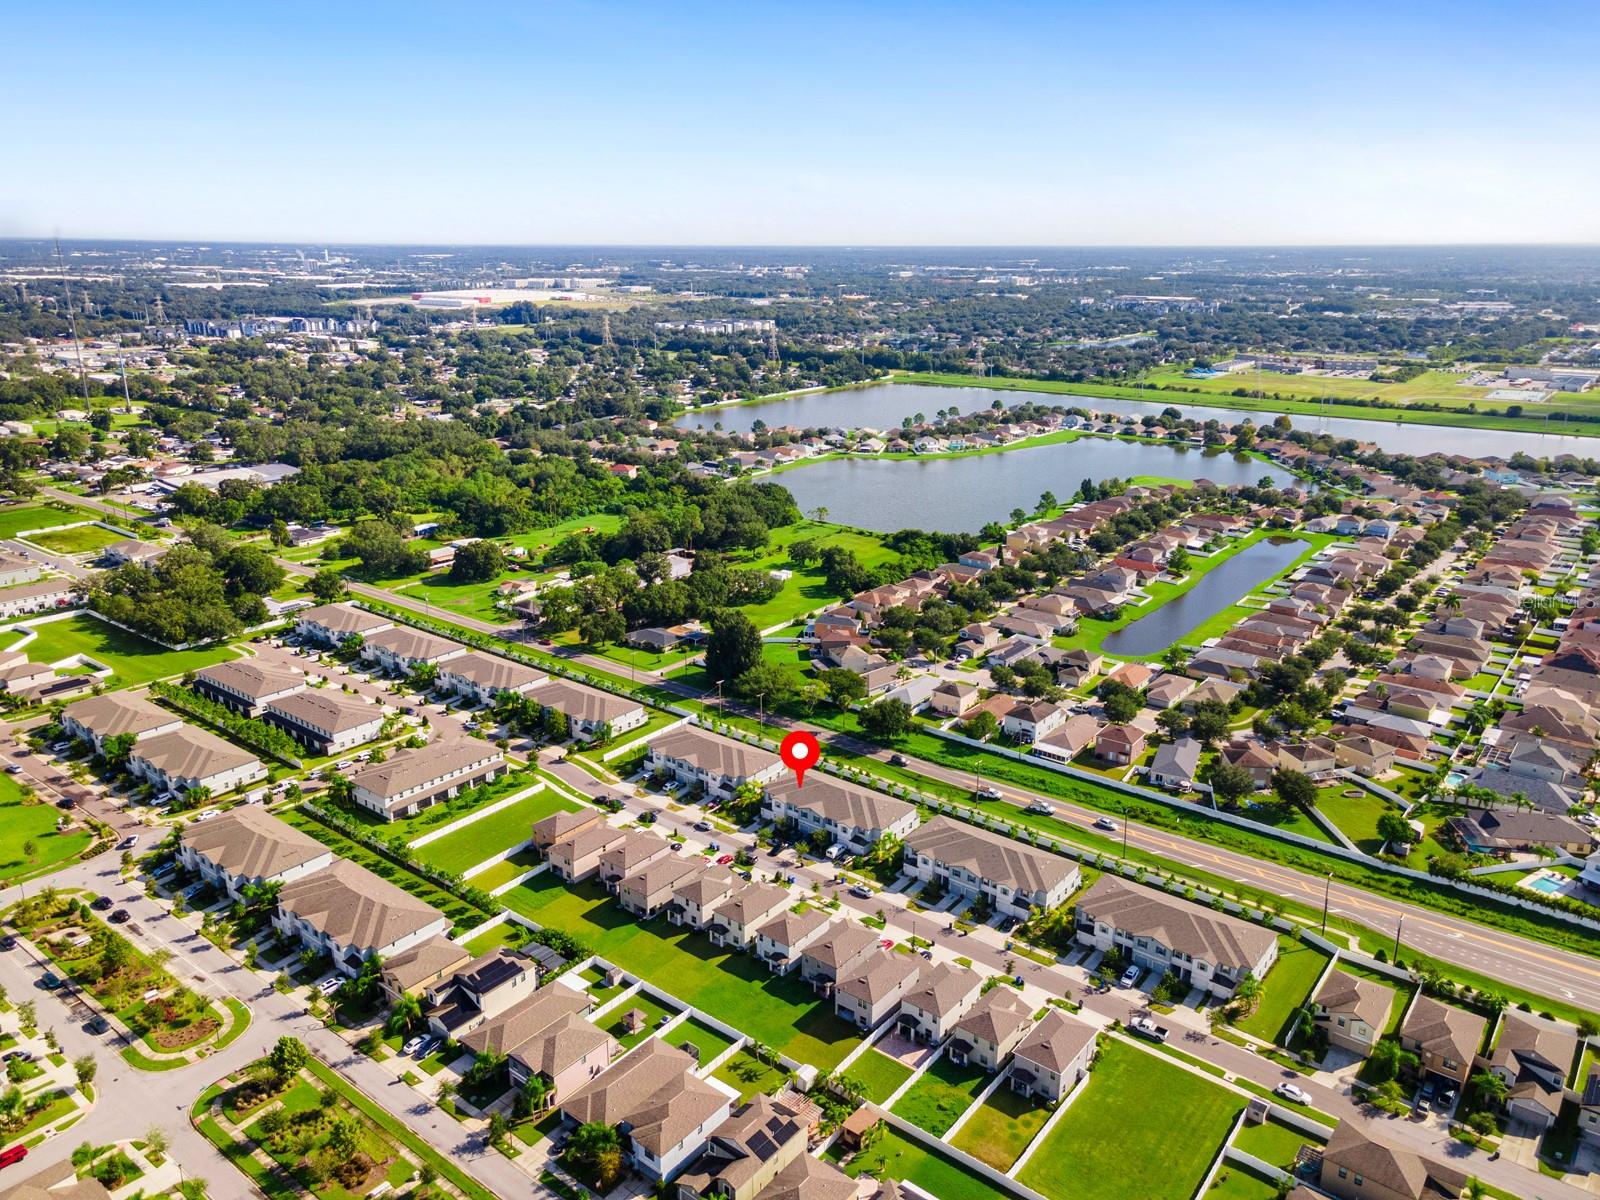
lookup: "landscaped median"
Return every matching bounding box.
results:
[4,892,239,1070]
[191,1039,497,1200]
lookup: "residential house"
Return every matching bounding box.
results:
[929,680,980,718]
[903,817,1080,918]
[834,952,923,1030]
[294,602,394,647]
[1095,722,1147,765]
[894,961,983,1044]
[191,660,304,717]
[619,857,706,919]
[274,858,451,974]
[1073,875,1279,999]
[1445,809,1593,857]
[754,907,832,975]
[1008,1009,1097,1102]
[1030,713,1102,764]
[1147,738,1201,791]
[1311,969,1395,1058]
[129,726,267,796]
[797,921,880,993]
[1316,1121,1465,1200]
[559,1039,733,1183]
[379,935,472,1004]
[264,689,385,755]
[598,830,672,893]
[645,728,785,801]
[666,866,737,930]
[1144,674,1198,710]
[548,823,628,883]
[422,947,537,1038]
[1398,995,1487,1089]
[534,679,649,740]
[360,626,467,675]
[1001,700,1068,744]
[462,984,614,1108]
[762,774,918,855]
[60,692,182,755]
[947,987,1034,1071]
[532,809,602,854]
[349,739,506,821]
[1482,1013,1577,1131]
[176,806,334,899]
[706,880,792,950]
[674,1093,856,1200]
[437,652,546,704]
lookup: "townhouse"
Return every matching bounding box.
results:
[533,679,649,740]
[598,831,673,893]
[380,935,472,1004]
[834,952,923,1031]
[461,983,614,1107]
[548,823,628,883]
[263,688,386,755]
[559,1039,733,1183]
[419,947,538,1038]
[130,726,267,796]
[349,739,506,821]
[360,626,468,675]
[0,578,78,619]
[894,960,983,1044]
[947,986,1035,1071]
[753,906,831,975]
[665,865,737,930]
[1310,968,1395,1058]
[60,692,183,755]
[532,809,602,854]
[294,602,395,647]
[274,858,452,974]
[761,774,918,855]
[645,727,784,802]
[176,806,334,898]
[619,856,706,919]
[903,817,1080,919]
[191,659,304,717]
[435,651,546,705]
[1008,1009,1097,1102]
[1073,876,1279,999]
[706,880,791,950]
[796,920,880,993]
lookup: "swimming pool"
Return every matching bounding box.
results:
[1526,874,1565,896]
[1443,771,1467,790]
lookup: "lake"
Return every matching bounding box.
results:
[678,381,1597,458]
[1099,536,1307,657]
[774,437,1271,533]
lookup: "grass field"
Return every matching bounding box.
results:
[25,524,127,555]
[828,1125,993,1200]
[847,1048,915,1103]
[669,1017,734,1065]
[949,1086,1050,1170]
[0,504,94,539]
[1315,786,1395,855]
[1231,1113,1325,1171]
[6,613,239,685]
[411,788,580,875]
[712,1049,790,1101]
[1018,1039,1245,1200]
[890,370,1600,438]
[889,1056,989,1136]
[501,875,861,1069]
[0,773,93,885]
[1232,937,1330,1045]
[1204,1164,1285,1200]
[726,520,897,631]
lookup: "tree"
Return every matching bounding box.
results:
[1208,763,1255,807]
[1103,691,1139,724]
[100,731,137,770]
[144,1128,168,1160]
[818,667,867,709]
[1466,1069,1508,1113]
[1376,811,1414,850]
[449,539,506,584]
[703,610,762,685]
[577,608,625,648]
[961,710,999,741]
[386,993,422,1036]
[309,567,347,603]
[268,1035,308,1081]
[72,1054,97,1089]
[566,1121,624,1190]
[1270,768,1317,812]
[487,1110,510,1147]
[860,699,913,742]
[1188,707,1229,745]
[326,1113,362,1161]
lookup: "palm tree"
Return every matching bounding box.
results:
[385,992,422,1036]
[1463,1179,1489,1200]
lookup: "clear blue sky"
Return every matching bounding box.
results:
[7,1,1598,245]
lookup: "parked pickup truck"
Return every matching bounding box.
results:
[1128,1017,1169,1043]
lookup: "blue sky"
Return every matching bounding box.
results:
[6,1,1598,244]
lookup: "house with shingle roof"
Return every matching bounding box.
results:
[274,858,451,974]
[60,692,182,755]
[1073,876,1278,999]
[797,920,880,992]
[1482,1012,1576,1130]
[1399,995,1487,1088]
[1008,1009,1096,1101]
[903,817,1080,918]
[1317,1120,1466,1200]
[350,739,505,821]
[894,960,983,1044]
[947,986,1034,1071]
[192,659,304,716]
[762,774,918,854]
[645,728,784,801]
[548,822,628,883]
[1311,968,1395,1057]
[295,602,395,646]
[462,983,613,1108]
[706,880,791,950]
[754,906,832,975]
[834,952,922,1030]
[177,806,333,898]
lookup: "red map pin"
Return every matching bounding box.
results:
[779,730,821,788]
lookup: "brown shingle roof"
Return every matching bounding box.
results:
[276,858,445,953]
[178,806,328,881]
[1076,875,1277,971]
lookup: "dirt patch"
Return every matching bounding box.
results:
[150,1016,220,1050]
[330,1152,388,1193]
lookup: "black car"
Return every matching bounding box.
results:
[0,936,15,951]
[889,754,907,766]
[108,909,130,925]
[91,896,113,912]
[83,1016,109,1035]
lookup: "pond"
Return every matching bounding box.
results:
[678,381,1599,459]
[774,437,1271,533]
[1098,536,1307,657]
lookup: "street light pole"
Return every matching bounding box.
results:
[1320,872,1333,935]
[1393,914,1404,962]
[1121,802,1129,859]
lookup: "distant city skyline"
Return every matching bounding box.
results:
[7,0,1599,246]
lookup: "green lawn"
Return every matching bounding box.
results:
[1233,937,1330,1045]
[501,875,861,1069]
[846,1048,915,1104]
[712,1049,790,1102]
[460,923,528,956]
[412,789,580,875]
[465,849,543,892]
[722,520,897,632]
[1314,786,1395,855]
[0,504,95,538]
[1231,1114,1324,1171]
[7,612,239,685]
[949,1086,1050,1170]
[0,774,93,884]
[25,524,126,555]
[602,993,679,1050]
[668,1017,735,1066]
[578,963,628,1005]
[1019,1039,1245,1200]
[828,1125,994,1200]
[889,1056,989,1136]
[1204,1164,1286,1200]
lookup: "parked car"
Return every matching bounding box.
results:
[715,854,734,866]
[118,835,138,851]
[1093,817,1118,832]
[1118,965,1141,988]
[91,896,113,911]
[316,977,343,996]
[109,910,130,925]
[1129,1017,1169,1043]
[83,1016,108,1035]
[848,885,873,900]
[402,1035,428,1056]
[1,1051,33,1064]
[1436,1087,1457,1112]
[1274,1082,1310,1105]
[39,973,62,990]
[0,937,14,951]
[3,765,19,775]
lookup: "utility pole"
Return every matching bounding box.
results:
[1320,871,1333,935]
[1392,914,1404,962]
[54,238,90,404]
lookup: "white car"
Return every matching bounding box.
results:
[1273,1082,1310,1105]
[1093,817,1118,832]
[401,1035,428,1056]
[119,835,139,850]
[1118,965,1140,988]
[316,977,343,996]
[1025,801,1055,816]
